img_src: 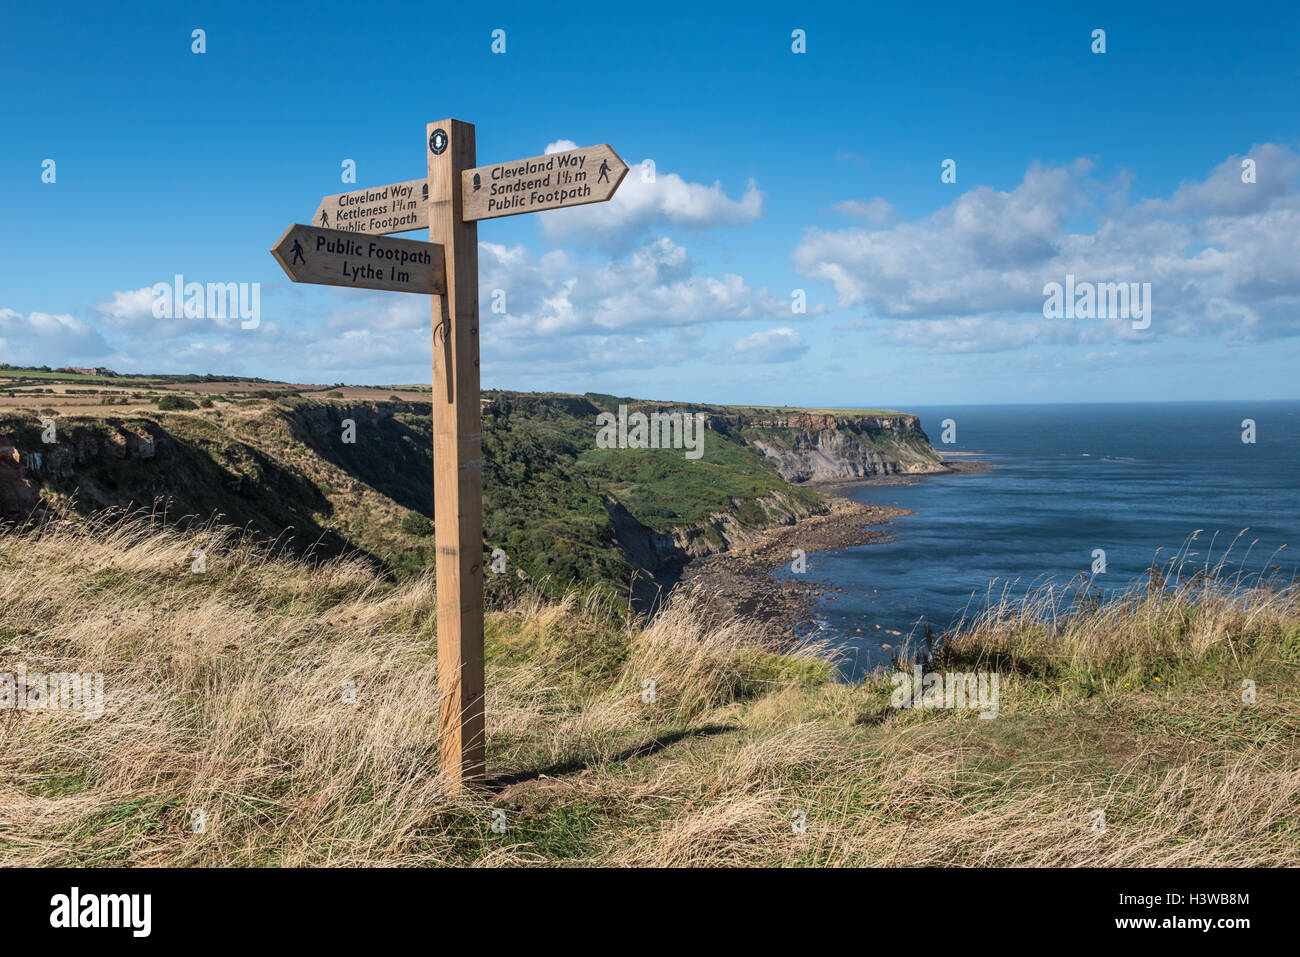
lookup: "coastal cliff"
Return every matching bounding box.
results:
[579,397,948,486]
[0,391,945,600]
[600,488,832,604]
[727,411,946,483]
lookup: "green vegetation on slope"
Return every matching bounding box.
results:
[1,391,842,598]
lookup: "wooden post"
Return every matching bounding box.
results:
[427,118,486,788]
[280,123,626,790]
[276,125,626,790]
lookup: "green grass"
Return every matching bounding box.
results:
[576,429,815,530]
[0,370,155,385]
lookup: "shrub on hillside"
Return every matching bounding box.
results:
[157,395,198,411]
[401,512,434,536]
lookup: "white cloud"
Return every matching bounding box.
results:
[95,283,261,338]
[725,327,809,363]
[872,316,1066,354]
[796,146,1300,350]
[480,236,791,340]
[217,237,798,380]
[1147,143,1300,217]
[832,198,896,226]
[539,165,763,250]
[97,287,155,322]
[0,308,109,364]
[19,226,793,382]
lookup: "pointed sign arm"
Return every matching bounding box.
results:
[461,143,628,222]
[270,223,445,295]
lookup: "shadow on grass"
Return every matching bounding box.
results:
[486,723,738,791]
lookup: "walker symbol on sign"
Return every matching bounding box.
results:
[290,240,305,265]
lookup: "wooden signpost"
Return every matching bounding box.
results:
[271,119,626,789]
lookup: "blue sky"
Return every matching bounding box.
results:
[3,0,1299,406]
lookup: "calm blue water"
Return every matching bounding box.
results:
[776,402,1300,681]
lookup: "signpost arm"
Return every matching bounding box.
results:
[427,118,486,788]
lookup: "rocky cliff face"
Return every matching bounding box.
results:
[601,489,830,610]
[0,423,162,521]
[729,412,946,483]
[0,435,40,519]
[0,411,361,556]
[602,489,826,569]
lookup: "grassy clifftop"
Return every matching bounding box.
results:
[1,516,1296,866]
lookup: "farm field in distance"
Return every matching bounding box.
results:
[0,365,431,414]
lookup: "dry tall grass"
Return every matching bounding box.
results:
[2,514,1297,866]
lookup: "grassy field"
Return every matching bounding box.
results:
[2,514,1295,866]
[0,367,429,415]
[0,371,154,386]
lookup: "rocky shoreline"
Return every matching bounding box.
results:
[672,494,908,636]
[671,457,991,639]
[809,456,992,493]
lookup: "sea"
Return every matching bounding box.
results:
[773,401,1300,681]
